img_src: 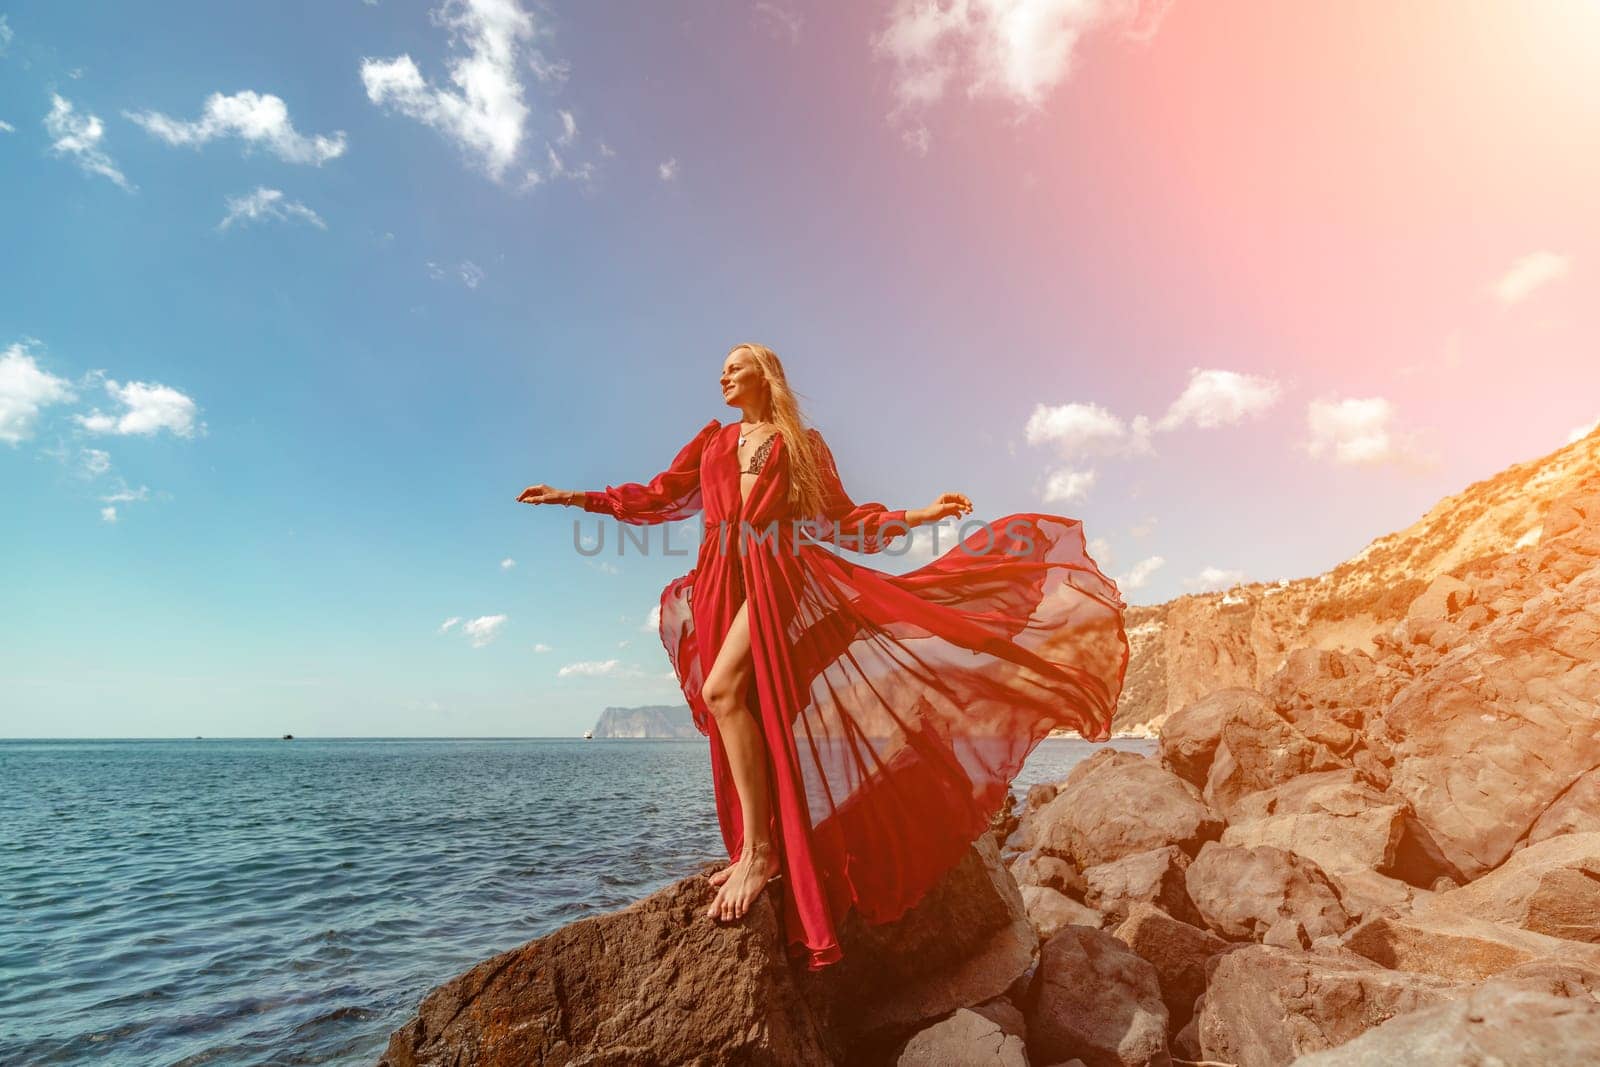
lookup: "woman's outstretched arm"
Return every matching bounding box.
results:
[808,430,971,553]
[519,418,721,524]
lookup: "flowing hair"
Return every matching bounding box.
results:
[728,343,827,519]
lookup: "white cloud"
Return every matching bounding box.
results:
[426,259,485,288]
[0,15,12,53]
[1025,401,1151,458]
[100,506,117,523]
[557,108,576,145]
[542,144,595,185]
[1157,368,1281,431]
[1042,467,1096,503]
[1568,416,1600,445]
[643,603,661,632]
[0,120,14,134]
[100,484,151,504]
[558,658,620,677]
[218,187,326,231]
[658,157,678,181]
[1184,565,1243,594]
[0,344,76,445]
[463,614,507,646]
[438,616,462,633]
[1489,251,1571,305]
[77,378,200,438]
[1304,396,1402,466]
[871,0,1168,117]
[44,95,133,190]
[901,124,932,155]
[1086,536,1113,569]
[532,642,552,653]
[81,448,112,476]
[126,90,346,164]
[528,49,571,85]
[754,2,803,43]
[1118,554,1164,590]
[361,0,538,180]
[500,557,516,569]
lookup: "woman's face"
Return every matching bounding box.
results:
[720,352,766,412]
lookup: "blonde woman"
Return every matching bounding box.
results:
[518,344,1128,969]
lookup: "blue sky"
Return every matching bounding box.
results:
[3,1,1596,738]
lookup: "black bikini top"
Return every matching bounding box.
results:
[741,432,779,476]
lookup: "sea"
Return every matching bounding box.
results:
[0,735,1157,1066]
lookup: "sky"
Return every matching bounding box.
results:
[2,0,1596,738]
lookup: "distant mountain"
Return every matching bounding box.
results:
[1113,423,1600,733]
[591,705,701,739]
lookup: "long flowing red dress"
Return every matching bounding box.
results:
[581,419,1128,969]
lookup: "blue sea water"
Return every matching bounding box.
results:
[1,736,1156,1066]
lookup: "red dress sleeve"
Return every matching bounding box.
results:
[581,419,721,524]
[806,429,909,554]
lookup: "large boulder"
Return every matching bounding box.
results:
[1287,982,1600,1066]
[1156,688,1248,787]
[381,836,1034,1066]
[895,1008,1028,1067]
[1032,749,1222,869]
[1185,842,1352,944]
[1417,831,1600,943]
[1113,903,1238,1032]
[1220,769,1406,876]
[1206,697,1354,821]
[1021,884,1103,940]
[1198,945,1464,1067]
[1010,849,1085,899]
[1026,925,1171,1067]
[1374,563,1600,881]
[1339,908,1600,983]
[1082,845,1199,927]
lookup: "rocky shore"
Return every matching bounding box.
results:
[380,443,1599,1065]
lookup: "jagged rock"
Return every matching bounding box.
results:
[1404,573,1473,622]
[1490,957,1600,1001]
[1206,693,1353,821]
[1414,832,1600,944]
[1338,908,1600,983]
[1112,903,1238,1032]
[1261,649,1400,757]
[895,1008,1028,1066]
[969,994,1029,1045]
[381,836,1034,1066]
[1220,769,1406,876]
[1197,945,1465,1067]
[1032,749,1222,869]
[1321,867,1433,923]
[1524,765,1600,847]
[1026,925,1170,1067]
[1157,688,1246,788]
[1375,562,1600,881]
[377,870,827,1067]
[1082,846,1199,927]
[1287,982,1600,1066]
[1022,885,1104,939]
[1010,850,1085,899]
[1184,842,1351,943]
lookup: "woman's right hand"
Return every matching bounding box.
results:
[517,484,580,506]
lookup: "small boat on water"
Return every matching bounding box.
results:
[582,729,594,740]
[282,734,294,741]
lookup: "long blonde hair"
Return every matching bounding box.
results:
[728,343,827,518]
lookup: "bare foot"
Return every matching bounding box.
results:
[707,860,738,888]
[707,840,780,922]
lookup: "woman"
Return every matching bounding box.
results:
[518,343,1128,969]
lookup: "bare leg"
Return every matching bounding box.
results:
[701,600,781,921]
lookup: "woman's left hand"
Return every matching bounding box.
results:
[908,492,973,526]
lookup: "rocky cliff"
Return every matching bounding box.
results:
[591,704,699,739]
[1113,424,1600,734]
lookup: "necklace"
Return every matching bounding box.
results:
[738,420,770,448]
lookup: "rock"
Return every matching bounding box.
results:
[1375,564,1600,880]
[1490,957,1600,1002]
[1198,945,1465,1067]
[969,994,1029,1044]
[1157,688,1245,787]
[1404,573,1473,622]
[810,834,1040,1055]
[1026,926,1171,1067]
[1010,850,1086,898]
[1184,842,1352,943]
[377,869,828,1067]
[895,1008,1028,1067]
[1032,749,1223,869]
[1082,846,1199,927]
[1525,765,1600,846]
[1321,867,1433,923]
[1206,697,1353,822]
[1113,903,1237,1032]
[1287,982,1600,1066]
[1260,649,1400,757]
[1417,831,1600,943]
[382,836,1034,1066]
[1220,769,1406,876]
[1022,884,1104,940]
[1339,909,1600,983]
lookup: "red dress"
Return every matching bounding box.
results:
[582,419,1128,969]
